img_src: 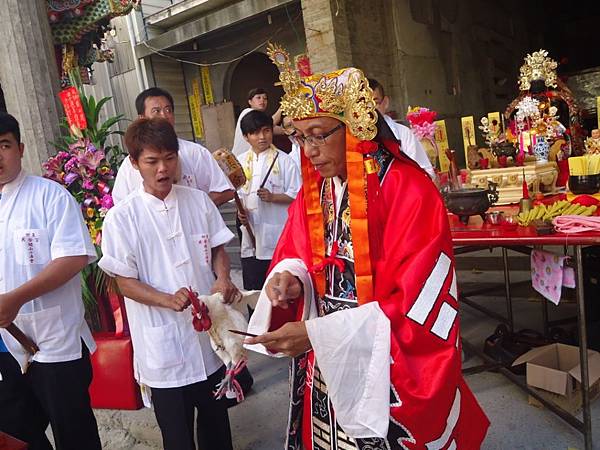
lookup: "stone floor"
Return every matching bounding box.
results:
[72,265,600,449]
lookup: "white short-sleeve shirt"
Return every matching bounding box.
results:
[99,185,234,388]
[383,115,437,180]
[231,108,252,157]
[237,147,301,260]
[112,138,232,204]
[0,171,97,371]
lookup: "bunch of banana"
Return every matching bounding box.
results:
[516,201,597,226]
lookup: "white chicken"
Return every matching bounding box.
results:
[188,288,260,401]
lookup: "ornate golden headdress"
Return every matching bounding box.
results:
[518,49,558,91]
[266,43,378,141]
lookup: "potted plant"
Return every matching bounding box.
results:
[43,89,126,331]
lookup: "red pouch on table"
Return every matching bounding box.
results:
[89,293,142,410]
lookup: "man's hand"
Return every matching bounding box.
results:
[265,271,302,309]
[237,209,249,226]
[0,293,21,328]
[257,188,273,202]
[245,321,311,357]
[211,277,239,304]
[160,288,191,312]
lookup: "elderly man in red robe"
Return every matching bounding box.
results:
[245,44,489,450]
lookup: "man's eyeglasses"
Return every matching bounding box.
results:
[295,123,345,147]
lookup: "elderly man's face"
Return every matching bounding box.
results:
[293,117,347,180]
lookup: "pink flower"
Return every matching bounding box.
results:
[83,179,94,190]
[406,107,438,127]
[64,157,78,172]
[42,155,66,180]
[75,145,105,171]
[411,122,438,141]
[100,194,114,209]
[64,172,79,185]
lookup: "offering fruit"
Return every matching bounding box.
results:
[516,200,597,226]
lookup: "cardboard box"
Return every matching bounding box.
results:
[513,343,600,414]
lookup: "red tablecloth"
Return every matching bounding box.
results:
[449,208,600,246]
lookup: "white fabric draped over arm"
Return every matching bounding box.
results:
[306,302,391,439]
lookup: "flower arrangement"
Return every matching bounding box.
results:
[478,117,507,147]
[406,106,438,141]
[509,96,566,142]
[406,106,439,167]
[43,138,118,245]
[45,87,126,330]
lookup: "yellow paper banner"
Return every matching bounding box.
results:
[461,116,476,164]
[201,66,214,105]
[192,78,202,106]
[434,120,450,172]
[188,95,204,139]
[487,112,501,134]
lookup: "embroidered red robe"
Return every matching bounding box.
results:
[267,151,489,450]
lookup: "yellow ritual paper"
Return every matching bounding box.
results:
[461,116,476,166]
[434,120,450,172]
[201,67,214,105]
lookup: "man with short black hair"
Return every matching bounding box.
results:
[368,78,437,180]
[113,87,234,206]
[100,117,237,450]
[237,110,300,290]
[0,112,101,450]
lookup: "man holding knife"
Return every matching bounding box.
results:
[237,110,301,291]
[0,113,101,449]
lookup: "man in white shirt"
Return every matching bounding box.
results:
[112,87,234,206]
[99,117,237,450]
[231,88,278,156]
[368,78,437,180]
[237,110,301,290]
[0,113,101,450]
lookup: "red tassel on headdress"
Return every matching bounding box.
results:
[522,169,529,199]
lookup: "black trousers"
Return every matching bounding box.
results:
[151,365,233,450]
[0,347,101,450]
[241,257,272,291]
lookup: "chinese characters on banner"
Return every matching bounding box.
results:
[200,67,214,105]
[189,77,204,140]
[59,87,88,130]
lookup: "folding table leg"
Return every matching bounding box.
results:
[502,247,514,332]
[575,245,592,450]
[541,292,549,336]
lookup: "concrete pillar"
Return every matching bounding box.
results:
[300,0,353,73]
[0,0,62,174]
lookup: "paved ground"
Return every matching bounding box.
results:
[60,265,600,449]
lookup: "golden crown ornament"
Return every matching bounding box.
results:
[266,43,378,141]
[518,49,558,91]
